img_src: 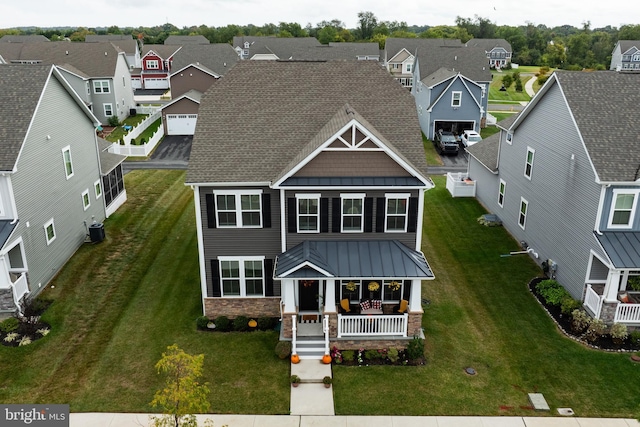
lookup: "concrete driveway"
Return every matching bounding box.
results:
[123,135,192,172]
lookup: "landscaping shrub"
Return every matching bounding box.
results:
[585,318,606,343]
[630,330,640,347]
[196,316,210,330]
[23,297,52,317]
[571,309,590,334]
[537,75,549,85]
[514,78,523,92]
[233,315,250,332]
[406,336,425,361]
[501,74,513,89]
[610,323,629,341]
[540,66,550,74]
[275,341,291,359]
[0,317,19,333]
[536,279,570,306]
[341,350,355,363]
[387,347,399,363]
[257,316,276,331]
[561,296,582,315]
[364,349,382,360]
[107,116,120,127]
[214,315,231,332]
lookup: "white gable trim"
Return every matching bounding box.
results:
[272,118,431,188]
[278,261,334,279]
[170,63,221,79]
[387,48,413,64]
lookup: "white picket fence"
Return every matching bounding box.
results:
[109,110,164,157]
[136,104,163,115]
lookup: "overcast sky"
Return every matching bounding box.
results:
[2,0,638,30]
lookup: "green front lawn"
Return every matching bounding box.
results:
[0,170,289,414]
[1,172,639,417]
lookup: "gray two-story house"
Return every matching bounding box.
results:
[0,41,135,125]
[0,65,123,314]
[412,46,492,139]
[186,60,435,358]
[465,38,512,69]
[610,40,640,71]
[467,70,640,326]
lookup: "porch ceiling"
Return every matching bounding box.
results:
[274,240,434,279]
[0,220,18,250]
[595,231,640,269]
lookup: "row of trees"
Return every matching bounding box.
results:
[3,13,640,70]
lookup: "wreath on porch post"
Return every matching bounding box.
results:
[302,280,316,288]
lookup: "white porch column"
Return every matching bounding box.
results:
[324,279,337,313]
[409,279,423,312]
[603,270,621,303]
[282,279,297,313]
[0,256,11,289]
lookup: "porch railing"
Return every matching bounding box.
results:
[323,315,329,355]
[337,313,408,338]
[291,314,298,355]
[446,172,476,198]
[615,303,640,324]
[584,284,602,318]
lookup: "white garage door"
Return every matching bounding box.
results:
[131,78,142,89]
[166,114,198,135]
[144,78,169,89]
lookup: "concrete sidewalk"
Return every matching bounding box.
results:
[70,413,640,427]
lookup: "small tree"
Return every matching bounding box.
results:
[501,74,514,89]
[150,344,211,427]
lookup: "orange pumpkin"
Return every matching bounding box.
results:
[248,319,257,328]
[322,354,332,364]
[291,354,300,364]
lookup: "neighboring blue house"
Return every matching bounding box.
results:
[465,38,512,69]
[466,70,640,326]
[610,40,640,71]
[411,46,491,139]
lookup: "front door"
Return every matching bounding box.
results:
[299,280,320,312]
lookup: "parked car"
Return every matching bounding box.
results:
[460,130,483,148]
[435,130,459,155]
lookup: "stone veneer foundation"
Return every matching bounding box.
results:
[203,297,281,319]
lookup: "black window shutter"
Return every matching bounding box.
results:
[364,197,373,232]
[287,198,296,233]
[320,198,329,233]
[376,197,385,232]
[407,197,419,232]
[264,259,274,296]
[332,198,341,232]
[206,194,216,228]
[262,193,271,228]
[210,260,221,297]
[403,280,411,300]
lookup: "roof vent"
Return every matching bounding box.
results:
[65,50,68,55]
[105,52,108,56]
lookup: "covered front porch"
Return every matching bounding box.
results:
[585,234,640,325]
[275,240,434,357]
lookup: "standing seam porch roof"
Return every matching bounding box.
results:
[595,231,640,269]
[274,240,434,279]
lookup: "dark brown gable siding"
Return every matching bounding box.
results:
[294,151,410,177]
[170,67,218,99]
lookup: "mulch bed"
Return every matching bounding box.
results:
[528,277,640,352]
[0,299,52,347]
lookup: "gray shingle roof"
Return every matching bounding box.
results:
[385,38,464,62]
[552,71,640,182]
[233,36,321,59]
[164,35,210,45]
[416,45,492,83]
[85,35,138,56]
[97,138,126,175]
[0,35,49,43]
[465,132,500,173]
[186,60,427,185]
[0,41,123,77]
[170,43,239,76]
[465,38,512,52]
[274,240,434,279]
[0,65,52,171]
[617,40,640,54]
[290,43,380,60]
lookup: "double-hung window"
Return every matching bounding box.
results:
[219,257,264,297]
[62,146,73,179]
[296,194,320,233]
[341,194,365,232]
[498,179,506,207]
[385,194,409,232]
[506,132,513,145]
[519,197,528,229]
[214,190,262,228]
[524,147,535,179]
[104,103,113,117]
[93,80,110,93]
[146,59,159,69]
[44,218,56,245]
[608,190,639,229]
[82,189,90,211]
[452,91,462,107]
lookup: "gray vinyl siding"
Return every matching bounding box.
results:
[285,189,418,250]
[112,55,135,121]
[57,70,90,105]
[430,79,481,133]
[610,43,623,70]
[468,154,500,214]
[477,82,605,298]
[9,75,105,295]
[198,186,281,296]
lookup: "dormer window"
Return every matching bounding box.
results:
[244,42,250,49]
